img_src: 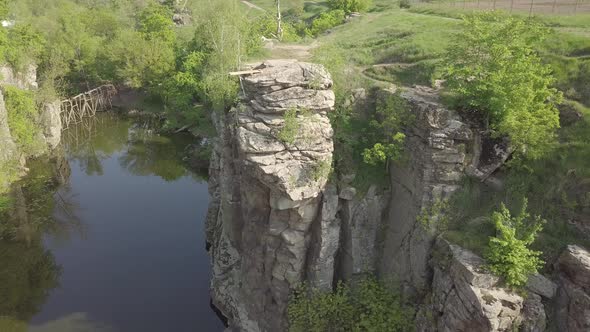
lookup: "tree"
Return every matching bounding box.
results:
[327,0,371,13]
[485,199,545,288]
[445,12,562,159]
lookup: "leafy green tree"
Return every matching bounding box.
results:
[445,12,562,159]
[327,0,371,13]
[362,92,413,166]
[485,199,545,288]
[138,3,175,44]
[307,10,345,37]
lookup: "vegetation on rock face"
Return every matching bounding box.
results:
[445,12,562,159]
[485,199,545,288]
[2,85,43,155]
[288,277,413,332]
[362,92,412,166]
[278,108,300,144]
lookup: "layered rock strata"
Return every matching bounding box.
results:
[206,60,336,331]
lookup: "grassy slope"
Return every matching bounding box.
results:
[250,0,590,263]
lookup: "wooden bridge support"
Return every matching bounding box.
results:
[60,84,117,129]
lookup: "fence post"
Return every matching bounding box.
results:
[510,0,514,12]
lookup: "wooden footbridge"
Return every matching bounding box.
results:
[60,84,117,129]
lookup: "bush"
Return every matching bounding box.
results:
[445,12,562,159]
[328,0,372,13]
[2,85,43,155]
[288,277,414,332]
[307,10,345,37]
[399,0,411,8]
[278,108,299,144]
[3,24,44,71]
[485,199,545,288]
[362,92,413,166]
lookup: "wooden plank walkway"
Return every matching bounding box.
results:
[60,84,117,129]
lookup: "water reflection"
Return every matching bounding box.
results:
[0,151,72,331]
[0,112,220,331]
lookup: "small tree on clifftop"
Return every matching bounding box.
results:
[444,12,562,159]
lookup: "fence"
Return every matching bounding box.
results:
[422,0,590,15]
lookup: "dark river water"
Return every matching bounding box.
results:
[0,113,224,332]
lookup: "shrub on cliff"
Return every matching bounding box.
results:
[444,12,562,159]
[485,199,545,288]
[2,85,43,155]
[288,277,413,332]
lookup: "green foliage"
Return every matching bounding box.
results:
[2,85,43,155]
[485,199,545,288]
[362,92,413,166]
[328,0,372,13]
[362,132,405,165]
[288,277,414,332]
[417,198,450,232]
[307,10,345,37]
[445,12,562,159]
[310,158,332,182]
[278,108,299,144]
[2,23,44,71]
[138,3,175,44]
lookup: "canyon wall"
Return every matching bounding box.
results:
[207,61,589,331]
[206,60,336,331]
[0,64,62,190]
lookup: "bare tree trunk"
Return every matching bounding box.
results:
[276,0,283,41]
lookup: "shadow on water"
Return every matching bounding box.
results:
[0,112,219,331]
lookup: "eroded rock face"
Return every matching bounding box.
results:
[207,60,335,331]
[378,86,473,294]
[555,245,590,332]
[40,100,62,150]
[0,90,17,168]
[0,64,38,90]
[427,238,526,332]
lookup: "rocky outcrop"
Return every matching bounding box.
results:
[555,245,590,332]
[0,90,17,168]
[40,100,62,150]
[0,64,38,90]
[378,86,473,294]
[0,64,62,190]
[427,238,527,332]
[206,60,335,331]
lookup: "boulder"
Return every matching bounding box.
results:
[555,245,590,332]
[430,238,525,332]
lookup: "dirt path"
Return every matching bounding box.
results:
[264,40,320,61]
[241,0,265,11]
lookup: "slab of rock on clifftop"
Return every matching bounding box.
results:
[555,245,590,332]
[206,60,336,332]
[427,238,527,332]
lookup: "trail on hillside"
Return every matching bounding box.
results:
[241,0,265,11]
[265,40,319,61]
